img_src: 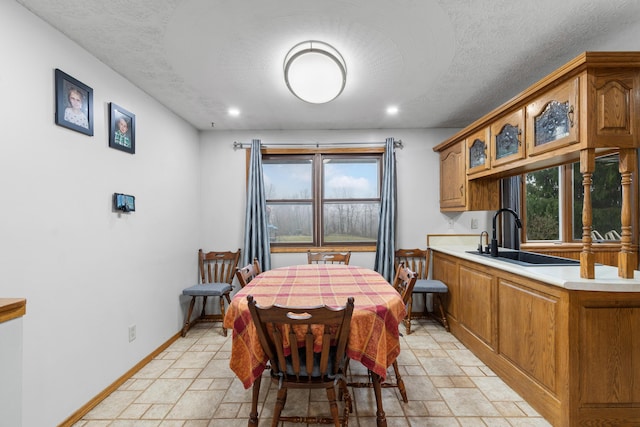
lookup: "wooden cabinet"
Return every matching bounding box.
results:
[438,141,466,210]
[466,127,491,175]
[433,52,640,278]
[526,77,579,156]
[432,250,640,427]
[490,108,525,167]
[438,140,499,212]
[459,264,495,347]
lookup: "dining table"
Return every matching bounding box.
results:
[223,263,406,427]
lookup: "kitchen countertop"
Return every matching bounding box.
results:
[430,245,640,292]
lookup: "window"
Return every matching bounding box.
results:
[522,153,621,243]
[263,151,382,248]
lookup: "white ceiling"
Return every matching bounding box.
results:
[15,0,640,131]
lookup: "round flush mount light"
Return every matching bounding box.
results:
[284,40,347,104]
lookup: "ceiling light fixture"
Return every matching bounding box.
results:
[284,40,347,104]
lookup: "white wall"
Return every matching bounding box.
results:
[199,130,494,271]
[0,3,201,425]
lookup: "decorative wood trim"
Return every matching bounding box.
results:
[0,298,26,324]
[58,331,183,427]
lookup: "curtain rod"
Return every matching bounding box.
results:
[232,140,403,150]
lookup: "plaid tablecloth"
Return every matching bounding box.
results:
[223,264,406,389]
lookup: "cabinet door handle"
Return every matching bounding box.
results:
[459,185,464,196]
[568,104,575,127]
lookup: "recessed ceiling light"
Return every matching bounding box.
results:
[386,106,399,115]
[228,108,240,116]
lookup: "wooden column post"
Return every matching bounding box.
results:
[580,149,595,279]
[618,148,638,278]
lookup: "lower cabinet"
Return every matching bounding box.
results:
[432,251,640,427]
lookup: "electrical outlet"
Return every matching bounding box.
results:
[471,218,478,229]
[128,324,136,342]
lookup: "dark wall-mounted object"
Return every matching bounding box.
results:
[113,193,135,212]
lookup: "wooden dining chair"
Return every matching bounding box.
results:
[307,250,351,265]
[235,258,261,288]
[181,248,240,337]
[346,262,416,404]
[395,248,450,333]
[247,295,354,427]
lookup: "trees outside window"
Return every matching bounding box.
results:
[523,153,621,243]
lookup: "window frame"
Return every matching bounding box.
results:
[256,146,384,253]
[519,150,628,251]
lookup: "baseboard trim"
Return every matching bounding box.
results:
[58,330,183,427]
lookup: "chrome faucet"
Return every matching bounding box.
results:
[478,231,489,253]
[491,208,522,257]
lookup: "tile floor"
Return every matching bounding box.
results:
[72,319,551,426]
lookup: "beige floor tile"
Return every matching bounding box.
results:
[141,404,173,420]
[76,320,549,426]
[135,379,192,404]
[439,388,501,417]
[119,403,151,419]
[165,390,223,419]
[84,390,142,419]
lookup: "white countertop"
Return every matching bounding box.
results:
[430,245,640,292]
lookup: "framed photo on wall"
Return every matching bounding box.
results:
[54,69,94,136]
[109,103,135,154]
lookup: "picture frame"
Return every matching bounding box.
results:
[54,69,94,136]
[109,103,136,154]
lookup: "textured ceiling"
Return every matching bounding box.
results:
[15,0,640,130]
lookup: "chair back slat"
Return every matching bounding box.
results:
[395,248,429,280]
[235,258,262,288]
[199,249,241,284]
[393,262,418,305]
[247,295,354,382]
[307,250,351,265]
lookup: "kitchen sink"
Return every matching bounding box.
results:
[465,250,580,266]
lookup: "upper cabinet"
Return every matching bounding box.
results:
[439,142,466,210]
[526,77,579,156]
[490,108,525,167]
[466,127,491,175]
[434,51,640,203]
[439,139,499,212]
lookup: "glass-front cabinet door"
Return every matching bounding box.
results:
[490,108,525,167]
[466,127,491,175]
[526,77,579,156]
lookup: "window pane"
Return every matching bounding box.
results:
[263,159,312,199]
[323,202,379,243]
[323,158,379,199]
[572,154,621,241]
[266,203,312,243]
[525,167,560,240]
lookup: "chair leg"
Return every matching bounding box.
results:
[404,296,413,335]
[271,387,287,427]
[182,296,196,337]
[325,385,340,427]
[436,294,450,332]
[391,360,408,402]
[248,375,261,426]
[200,296,207,318]
[219,295,227,337]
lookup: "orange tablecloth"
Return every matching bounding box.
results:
[224,264,406,389]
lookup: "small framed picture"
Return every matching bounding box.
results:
[54,69,93,136]
[109,103,135,154]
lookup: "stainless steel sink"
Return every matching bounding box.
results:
[465,250,580,266]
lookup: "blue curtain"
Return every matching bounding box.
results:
[374,137,397,282]
[243,139,271,271]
